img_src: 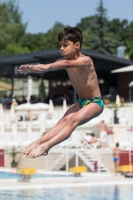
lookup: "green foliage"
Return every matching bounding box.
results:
[78,0,120,55]
[3,43,30,55]
[0,0,133,59]
[38,80,46,99]
[0,0,27,55]
[19,22,65,52]
[124,21,133,59]
[38,22,65,50]
[6,146,21,160]
[106,102,124,110]
[19,33,41,52]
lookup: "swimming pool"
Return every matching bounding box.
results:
[0,185,133,200]
[0,171,73,179]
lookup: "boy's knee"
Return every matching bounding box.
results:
[67,117,79,127]
[59,116,69,124]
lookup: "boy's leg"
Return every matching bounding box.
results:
[116,160,119,175]
[114,162,117,175]
[23,102,81,154]
[28,103,103,158]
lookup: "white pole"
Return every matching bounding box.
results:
[75,150,79,167]
[27,76,33,101]
[0,123,4,138]
[66,147,69,172]
[129,127,133,174]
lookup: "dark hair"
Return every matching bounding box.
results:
[90,133,95,137]
[116,142,119,147]
[58,26,83,48]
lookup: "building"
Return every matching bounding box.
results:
[0,49,133,104]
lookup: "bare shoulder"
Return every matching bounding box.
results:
[79,55,93,66]
[80,55,91,61]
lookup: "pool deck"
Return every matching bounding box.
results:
[0,169,133,190]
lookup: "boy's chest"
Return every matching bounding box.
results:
[67,67,85,77]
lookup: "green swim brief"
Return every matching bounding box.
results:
[78,96,104,109]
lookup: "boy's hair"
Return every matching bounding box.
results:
[116,142,119,147]
[58,26,83,48]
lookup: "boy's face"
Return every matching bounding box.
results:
[59,39,80,59]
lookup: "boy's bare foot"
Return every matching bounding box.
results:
[26,143,49,158]
[23,140,40,155]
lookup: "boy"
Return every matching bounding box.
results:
[18,26,104,158]
[113,142,121,176]
[97,120,108,149]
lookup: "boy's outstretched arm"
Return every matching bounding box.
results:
[18,57,91,73]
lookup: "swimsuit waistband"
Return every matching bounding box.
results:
[78,96,102,101]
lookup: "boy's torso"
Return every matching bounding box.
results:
[66,55,101,99]
[113,148,120,158]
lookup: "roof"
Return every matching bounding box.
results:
[111,65,133,73]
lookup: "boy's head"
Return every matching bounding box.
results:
[116,142,119,147]
[58,26,83,47]
[58,26,83,58]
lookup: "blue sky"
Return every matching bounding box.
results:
[18,0,133,34]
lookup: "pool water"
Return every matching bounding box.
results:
[0,185,133,200]
[0,171,72,179]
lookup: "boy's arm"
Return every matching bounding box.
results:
[18,56,91,73]
[48,56,91,71]
[18,58,65,74]
[113,149,115,157]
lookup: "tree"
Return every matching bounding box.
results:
[77,0,120,55]
[0,0,28,55]
[38,22,66,50]
[38,80,46,102]
[124,21,133,59]
[108,19,128,43]
[19,22,65,52]
[19,33,41,52]
[6,145,21,168]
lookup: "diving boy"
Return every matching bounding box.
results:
[18,26,104,158]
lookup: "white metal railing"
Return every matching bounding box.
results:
[47,148,111,173]
[76,149,110,173]
[49,152,74,171]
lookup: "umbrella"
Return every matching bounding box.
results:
[0,81,20,91]
[111,65,133,73]
[10,105,16,121]
[31,102,49,110]
[128,81,133,101]
[49,99,54,115]
[0,104,4,118]
[115,95,121,108]
[16,102,33,110]
[16,102,49,110]
[129,81,133,87]
[63,99,68,114]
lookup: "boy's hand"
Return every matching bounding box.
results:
[18,64,50,73]
[18,64,33,73]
